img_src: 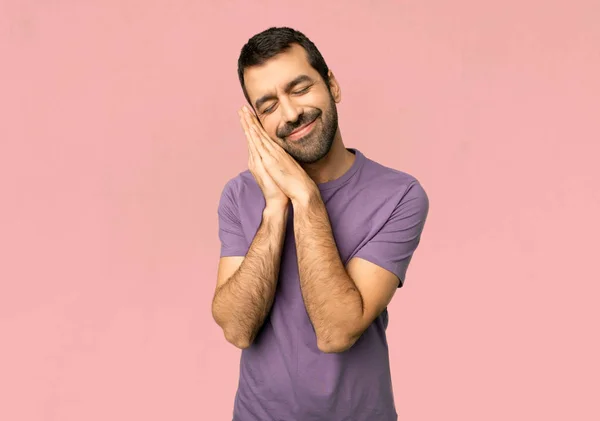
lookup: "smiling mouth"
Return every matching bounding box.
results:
[287,119,317,141]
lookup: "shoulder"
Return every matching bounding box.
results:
[357,153,429,205]
[218,170,263,219]
[219,170,257,200]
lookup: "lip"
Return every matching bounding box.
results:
[287,118,317,141]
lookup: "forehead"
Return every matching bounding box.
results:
[243,44,320,102]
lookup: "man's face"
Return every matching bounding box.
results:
[243,44,340,164]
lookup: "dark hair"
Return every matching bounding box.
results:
[237,27,331,107]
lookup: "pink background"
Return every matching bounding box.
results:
[1,1,599,419]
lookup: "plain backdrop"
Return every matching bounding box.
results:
[1,1,599,420]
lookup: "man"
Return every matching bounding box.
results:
[212,27,429,421]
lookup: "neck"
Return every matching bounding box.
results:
[300,128,355,185]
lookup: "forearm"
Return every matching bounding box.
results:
[212,205,288,348]
[292,192,363,352]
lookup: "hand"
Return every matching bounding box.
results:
[240,106,318,204]
[239,107,289,210]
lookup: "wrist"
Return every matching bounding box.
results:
[263,202,289,219]
[291,186,321,210]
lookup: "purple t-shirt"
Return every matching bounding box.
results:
[217,148,429,421]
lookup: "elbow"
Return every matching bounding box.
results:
[226,335,252,350]
[316,332,359,354]
[223,328,253,350]
[212,311,253,349]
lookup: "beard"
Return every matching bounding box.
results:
[275,93,338,164]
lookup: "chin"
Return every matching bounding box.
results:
[289,141,333,164]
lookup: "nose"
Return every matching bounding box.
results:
[279,97,302,124]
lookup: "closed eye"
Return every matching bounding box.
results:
[262,86,311,114]
[263,103,277,114]
[293,86,310,95]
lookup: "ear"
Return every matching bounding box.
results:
[327,70,342,103]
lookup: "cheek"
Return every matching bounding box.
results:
[263,121,279,140]
[309,86,331,104]
[262,112,287,140]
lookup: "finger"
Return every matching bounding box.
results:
[239,110,251,136]
[242,108,281,166]
[241,113,263,160]
[248,133,262,160]
[244,111,263,143]
[241,112,279,158]
[250,126,272,161]
[242,105,255,124]
[248,132,270,176]
[243,107,270,140]
[244,110,287,158]
[254,127,280,157]
[247,136,254,167]
[243,105,257,121]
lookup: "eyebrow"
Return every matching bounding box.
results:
[254,74,314,110]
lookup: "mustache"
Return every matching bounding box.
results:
[276,109,321,138]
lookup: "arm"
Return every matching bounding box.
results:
[292,192,381,353]
[236,106,428,353]
[212,204,288,349]
[292,182,428,353]
[212,106,291,349]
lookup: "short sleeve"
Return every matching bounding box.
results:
[217,179,249,257]
[353,181,429,287]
